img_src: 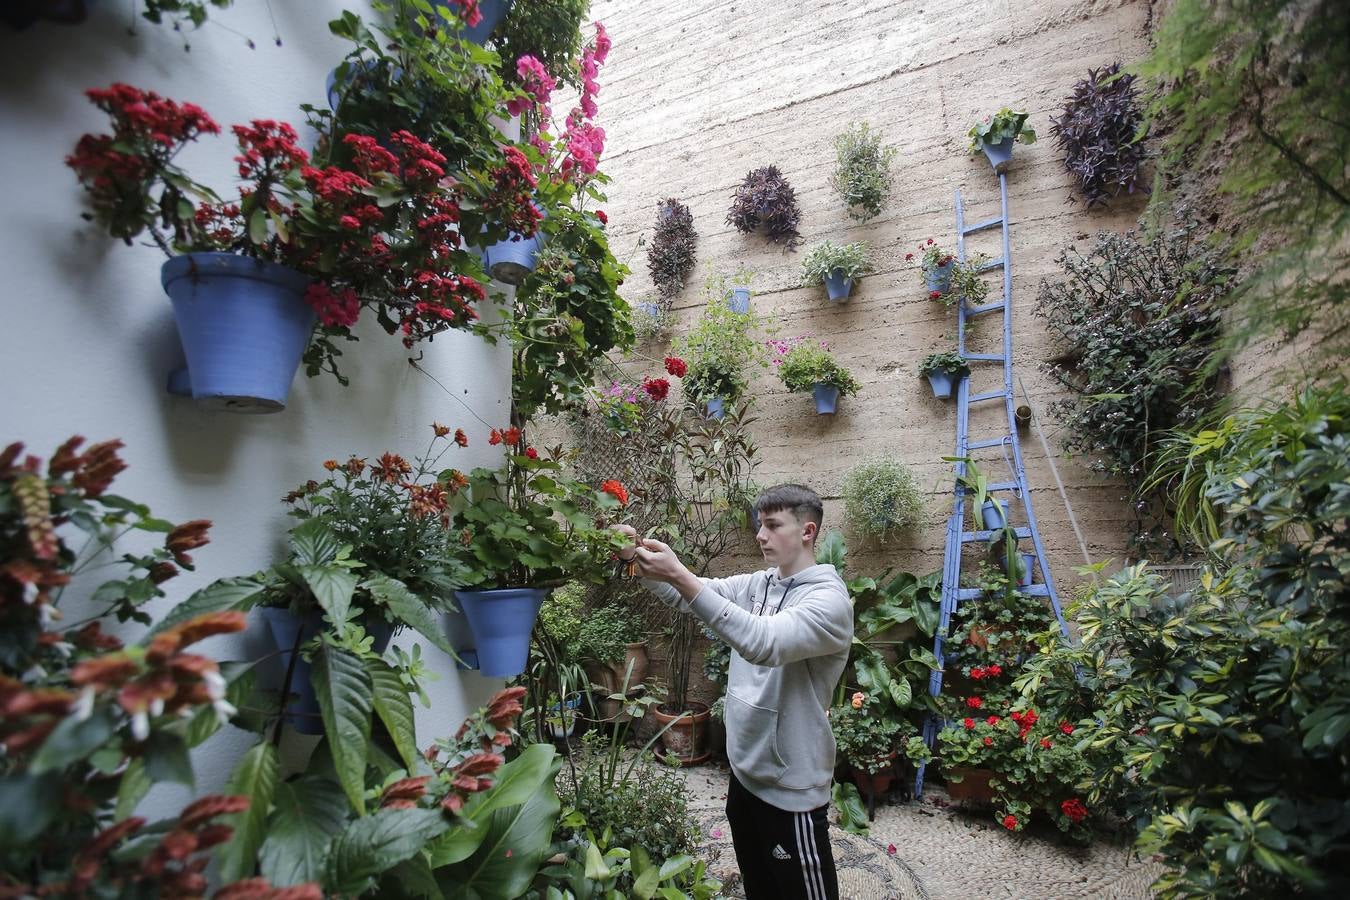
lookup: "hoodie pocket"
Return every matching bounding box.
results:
[724,693,787,782]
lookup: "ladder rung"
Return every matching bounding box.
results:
[965,301,1006,316]
[986,481,1018,492]
[978,258,1005,272]
[969,390,1007,403]
[961,215,1003,235]
[966,435,1011,450]
[963,353,1005,362]
[960,526,1031,543]
[956,583,1050,601]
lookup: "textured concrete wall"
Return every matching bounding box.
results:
[591,0,1154,590]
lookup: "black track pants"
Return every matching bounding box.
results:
[726,773,839,900]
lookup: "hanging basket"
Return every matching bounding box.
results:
[980,498,1007,531]
[162,253,315,413]
[453,587,546,678]
[484,229,544,286]
[927,371,959,399]
[823,269,854,302]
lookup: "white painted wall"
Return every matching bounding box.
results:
[0,2,511,819]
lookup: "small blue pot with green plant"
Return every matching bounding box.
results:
[969,108,1036,173]
[919,350,971,399]
[771,336,860,415]
[800,240,874,302]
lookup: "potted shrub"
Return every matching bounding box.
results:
[647,198,698,301]
[842,457,924,541]
[951,256,991,309]
[800,240,874,302]
[969,107,1037,173]
[770,335,861,415]
[575,604,648,722]
[447,428,629,677]
[919,350,971,399]
[831,694,911,795]
[911,238,957,298]
[830,121,897,222]
[725,164,801,247]
[1051,63,1146,208]
[674,280,771,419]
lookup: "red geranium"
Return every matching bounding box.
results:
[1002,815,1018,831]
[965,696,983,709]
[664,356,688,378]
[642,377,670,402]
[600,480,629,505]
[1060,798,1088,823]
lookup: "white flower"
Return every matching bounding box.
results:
[21,582,38,605]
[149,698,165,718]
[73,687,96,722]
[213,698,238,726]
[51,641,75,659]
[202,668,226,701]
[130,710,150,742]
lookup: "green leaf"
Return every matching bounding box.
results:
[148,576,265,637]
[362,574,457,658]
[0,773,60,846]
[889,677,913,709]
[299,564,359,626]
[325,808,449,896]
[259,777,349,887]
[656,854,693,881]
[143,731,194,787]
[291,519,345,566]
[249,207,269,244]
[217,741,280,883]
[386,857,446,899]
[313,643,372,813]
[426,743,557,867]
[831,782,869,835]
[30,707,115,773]
[115,759,152,820]
[367,657,419,771]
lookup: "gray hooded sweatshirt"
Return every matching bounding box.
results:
[645,563,853,812]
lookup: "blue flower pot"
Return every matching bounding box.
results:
[927,371,956,399]
[705,396,725,420]
[484,230,544,285]
[812,383,840,415]
[161,253,315,413]
[1018,553,1036,586]
[261,607,393,735]
[823,269,854,302]
[924,259,954,295]
[728,286,751,314]
[636,301,661,318]
[454,587,546,678]
[982,137,1015,174]
[445,0,512,45]
[980,498,1007,531]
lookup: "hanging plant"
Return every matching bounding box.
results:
[1051,63,1147,208]
[647,198,698,301]
[725,165,801,247]
[830,122,897,222]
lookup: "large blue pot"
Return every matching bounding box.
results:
[454,587,546,678]
[484,231,544,285]
[812,383,840,415]
[161,253,315,413]
[823,269,854,302]
[927,371,956,399]
[924,259,954,295]
[981,137,1015,174]
[260,607,393,735]
[728,286,751,314]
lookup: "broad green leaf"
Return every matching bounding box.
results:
[143,731,194,787]
[889,677,913,709]
[831,782,869,835]
[385,857,446,899]
[259,777,349,887]
[249,207,269,244]
[0,772,60,845]
[299,564,359,626]
[291,519,345,566]
[217,741,280,883]
[326,808,448,896]
[426,743,557,866]
[115,759,152,820]
[656,854,693,881]
[367,657,419,770]
[313,643,372,813]
[363,574,457,657]
[30,707,115,773]
[148,576,265,636]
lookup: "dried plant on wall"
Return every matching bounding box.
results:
[647,198,698,301]
[725,165,801,247]
[1051,63,1147,208]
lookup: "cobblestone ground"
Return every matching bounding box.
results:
[675,763,1165,899]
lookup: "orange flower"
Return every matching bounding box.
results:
[345,456,366,477]
[600,479,629,505]
[165,519,212,567]
[178,794,250,829]
[489,429,502,446]
[851,691,866,709]
[371,452,412,484]
[485,686,526,729]
[432,422,451,437]
[454,428,468,447]
[322,459,339,471]
[502,426,522,447]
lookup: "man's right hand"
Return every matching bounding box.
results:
[612,524,639,561]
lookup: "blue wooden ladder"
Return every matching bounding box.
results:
[913,173,1071,798]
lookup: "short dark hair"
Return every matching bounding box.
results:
[753,483,824,532]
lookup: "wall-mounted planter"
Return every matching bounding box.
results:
[260,607,393,735]
[823,269,854,302]
[162,253,315,414]
[705,396,726,420]
[812,383,840,415]
[924,260,954,294]
[981,137,1015,174]
[636,301,661,318]
[728,286,751,314]
[980,498,1007,531]
[927,370,962,399]
[453,587,546,678]
[483,229,544,285]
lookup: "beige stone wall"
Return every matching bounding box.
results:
[588,0,1156,588]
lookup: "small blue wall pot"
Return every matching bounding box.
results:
[446,0,512,44]
[813,383,840,415]
[924,259,954,294]
[927,371,957,399]
[484,215,545,286]
[162,253,315,413]
[982,137,1015,173]
[454,587,546,678]
[705,396,726,420]
[981,498,1008,531]
[728,286,751,314]
[823,269,854,302]
[261,607,393,735]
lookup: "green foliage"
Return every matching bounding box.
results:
[830,122,898,221]
[831,696,911,773]
[539,581,587,649]
[574,605,643,667]
[140,0,233,31]
[773,339,861,396]
[799,239,874,283]
[1035,222,1230,556]
[492,0,589,88]
[536,826,723,899]
[674,278,773,403]
[841,457,924,540]
[1135,0,1350,365]
[949,257,990,308]
[832,783,872,836]
[968,108,1036,152]
[918,351,970,379]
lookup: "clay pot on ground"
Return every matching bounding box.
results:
[850,758,898,796]
[654,702,713,765]
[943,766,997,804]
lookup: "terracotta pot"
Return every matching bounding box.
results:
[850,761,897,796]
[654,702,712,765]
[611,641,648,689]
[943,766,997,803]
[585,665,632,723]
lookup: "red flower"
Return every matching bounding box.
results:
[962,717,975,730]
[1059,721,1074,734]
[983,736,993,746]
[502,426,522,447]
[525,447,538,460]
[986,716,1001,726]
[905,253,914,260]
[986,664,1002,677]
[432,423,450,438]
[642,377,670,402]
[1039,737,1053,750]
[929,290,942,300]
[965,696,982,709]
[664,356,688,378]
[1060,798,1088,823]
[489,429,502,446]
[1002,815,1018,830]
[595,209,608,224]
[600,480,629,505]
[454,429,469,447]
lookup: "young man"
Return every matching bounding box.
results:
[617,484,852,900]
